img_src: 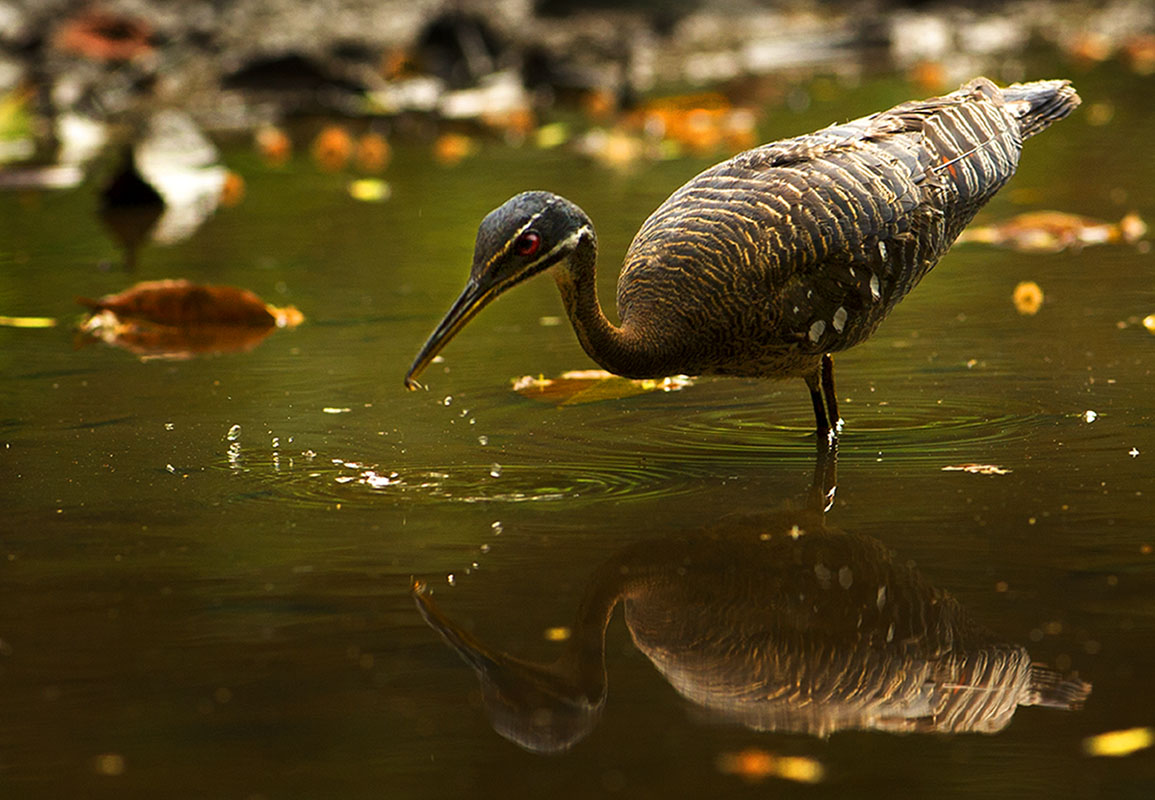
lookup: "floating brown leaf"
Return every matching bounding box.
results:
[958,211,1147,253]
[512,369,693,405]
[77,280,303,359]
[78,279,302,328]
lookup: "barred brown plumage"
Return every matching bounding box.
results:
[406,77,1080,446]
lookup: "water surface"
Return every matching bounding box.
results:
[2,63,1154,798]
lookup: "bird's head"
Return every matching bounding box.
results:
[405,191,593,389]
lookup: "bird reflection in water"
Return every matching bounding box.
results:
[412,453,1090,753]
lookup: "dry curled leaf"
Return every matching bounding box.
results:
[77,280,302,359]
[78,279,303,328]
[959,211,1147,253]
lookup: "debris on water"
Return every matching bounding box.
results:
[361,470,400,489]
[164,422,174,430]
[78,280,302,328]
[1083,727,1154,758]
[942,463,1012,475]
[442,396,453,406]
[355,132,391,173]
[479,543,490,553]
[958,211,1147,252]
[323,407,351,414]
[165,463,175,473]
[311,124,352,171]
[432,133,478,166]
[347,178,391,202]
[715,748,824,784]
[226,424,242,441]
[255,125,291,167]
[512,369,695,404]
[0,315,57,328]
[1142,314,1155,334]
[1129,447,1140,458]
[1082,410,1098,423]
[477,435,488,446]
[491,521,503,535]
[446,573,456,587]
[1013,281,1044,315]
[75,280,303,358]
[489,463,502,478]
[335,476,355,484]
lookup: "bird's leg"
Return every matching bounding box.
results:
[821,354,843,434]
[804,370,834,450]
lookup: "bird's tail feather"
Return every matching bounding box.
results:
[1002,79,1081,139]
[1026,663,1092,709]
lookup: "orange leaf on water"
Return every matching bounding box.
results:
[77,280,302,359]
[77,279,302,328]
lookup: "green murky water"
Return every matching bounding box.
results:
[2,64,1154,798]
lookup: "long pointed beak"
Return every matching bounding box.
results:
[404,277,495,390]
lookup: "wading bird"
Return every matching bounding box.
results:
[405,78,1079,445]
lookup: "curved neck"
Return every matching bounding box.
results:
[552,232,666,379]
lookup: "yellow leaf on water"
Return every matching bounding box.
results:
[942,464,1012,475]
[1083,727,1155,757]
[1013,281,1044,315]
[348,179,391,202]
[511,370,694,405]
[715,748,824,784]
[0,315,57,328]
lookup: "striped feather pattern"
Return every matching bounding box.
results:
[614,78,1077,378]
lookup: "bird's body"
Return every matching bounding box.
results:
[406,77,1080,442]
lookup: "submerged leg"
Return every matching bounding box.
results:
[821,354,843,434]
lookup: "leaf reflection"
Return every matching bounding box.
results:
[413,450,1089,754]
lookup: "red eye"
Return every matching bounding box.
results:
[513,231,541,257]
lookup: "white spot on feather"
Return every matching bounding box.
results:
[832,306,847,333]
[869,274,881,301]
[808,320,826,343]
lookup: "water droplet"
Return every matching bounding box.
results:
[164,422,175,431]
[478,435,489,446]
[272,437,281,450]
[442,395,453,406]
[446,573,456,586]
[489,463,502,478]
[480,543,490,553]
[491,521,503,535]
[1083,410,1098,423]
[165,464,176,473]
[226,424,241,441]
